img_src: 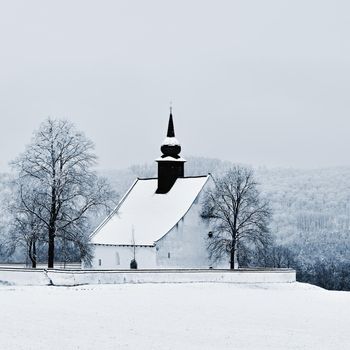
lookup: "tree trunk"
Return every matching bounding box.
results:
[230,249,235,269]
[48,177,56,268]
[48,227,55,268]
[230,241,239,270]
[31,240,37,268]
[234,250,239,269]
[28,239,37,268]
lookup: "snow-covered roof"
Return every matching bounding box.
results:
[91,175,210,246]
[155,156,186,162]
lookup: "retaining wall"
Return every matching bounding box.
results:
[0,268,51,286]
[0,267,296,286]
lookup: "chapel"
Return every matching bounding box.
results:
[89,111,225,269]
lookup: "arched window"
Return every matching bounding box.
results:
[116,252,120,265]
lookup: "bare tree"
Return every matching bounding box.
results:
[201,166,271,269]
[10,118,115,268]
[6,181,45,268]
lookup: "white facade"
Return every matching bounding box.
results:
[89,176,229,269]
[155,191,212,268]
[91,245,156,269]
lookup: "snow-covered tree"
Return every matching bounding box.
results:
[10,118,115,268]
[201,166,272,269]
[6,180,46,267]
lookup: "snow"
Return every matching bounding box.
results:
[155,156,186,162]
[161,136,180,146]
[0,282,349,349]
[91,176,209,246]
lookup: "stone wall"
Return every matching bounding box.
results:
[0,267,296,286]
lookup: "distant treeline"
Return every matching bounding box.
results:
[100,157,350,291]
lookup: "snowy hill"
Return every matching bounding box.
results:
[1,282,349,349]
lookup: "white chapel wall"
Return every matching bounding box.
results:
[155,188,229,268]
[91,245,156,269]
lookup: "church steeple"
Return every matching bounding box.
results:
[156,109,186,194]
[160,110,181,159]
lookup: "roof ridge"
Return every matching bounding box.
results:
[137,174,209,181]
[180,175,209,179]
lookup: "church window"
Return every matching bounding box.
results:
[116,252,120,265]
[98,259,102,266]
[168,252,171,259]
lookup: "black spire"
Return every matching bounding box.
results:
[167,109,175,137]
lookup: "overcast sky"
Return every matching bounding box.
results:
[0,0,349,171]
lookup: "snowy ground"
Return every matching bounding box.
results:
[0,282,349,350]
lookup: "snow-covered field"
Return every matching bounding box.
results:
[0,282,349,349]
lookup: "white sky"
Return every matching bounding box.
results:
[0,0,349,171]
